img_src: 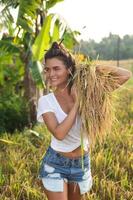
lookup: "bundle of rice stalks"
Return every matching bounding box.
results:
[74,61,120,147]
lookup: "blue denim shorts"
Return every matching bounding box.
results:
[38,146,93,195]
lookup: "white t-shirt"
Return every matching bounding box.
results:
[37,92,89,152]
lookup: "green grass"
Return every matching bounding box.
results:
[0,78,132,200]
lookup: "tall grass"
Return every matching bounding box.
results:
[0,73,132,200]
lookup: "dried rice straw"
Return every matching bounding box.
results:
[73,61,120,149]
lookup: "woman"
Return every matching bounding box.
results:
[37,42,131,200]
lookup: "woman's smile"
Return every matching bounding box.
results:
[50,78,58,84]
[50,78,58,81]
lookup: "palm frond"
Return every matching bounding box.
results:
[0,40,20,54]
[28,60,45,88]
[32,13,55,60]
[46,0,64,10]
[17,0,41,32]
[0,0,19,8]
[62,28,80,49]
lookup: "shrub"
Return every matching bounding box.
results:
[0,94,29,133]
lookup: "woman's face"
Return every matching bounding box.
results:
[44,57,70,88]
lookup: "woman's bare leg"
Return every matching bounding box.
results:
[68,182,81,200]
[44,181,68,200]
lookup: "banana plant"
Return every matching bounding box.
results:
[0,0,79,123]
[1,0,79,87]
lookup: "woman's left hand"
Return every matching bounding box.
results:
[70,84,79,105]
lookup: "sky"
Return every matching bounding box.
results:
[49,0,133,42]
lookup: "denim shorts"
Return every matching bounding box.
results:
[38,146,93,195]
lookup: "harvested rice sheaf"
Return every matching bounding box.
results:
[74,62,120,147]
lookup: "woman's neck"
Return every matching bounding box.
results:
[55,86,70,96]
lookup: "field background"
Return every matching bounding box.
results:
[0,60,133,200]
[96,59,133,69]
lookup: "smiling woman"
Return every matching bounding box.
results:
[37,42,92,200]
[37,41,131,200]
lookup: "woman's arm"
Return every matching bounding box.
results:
[96,65,132,89]
[42,86,78,141]
[42,102,78,140]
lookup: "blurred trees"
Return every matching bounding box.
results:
[75,33,133,60]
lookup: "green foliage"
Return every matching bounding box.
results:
[32,14,55,60]
[0,42,29,133]
[17,0,41,32]
[51,19,60,43]
[63,29,80,49]
[0,0,19,9]
[0,0,79,91]
[46,0,64,10]
[0,50,24,87]
[0,1,14,23]
[0,94,29,133]
[32,14,78,61]
[29,60,45,88]
[0,40,20,54]
[0,0,80,131]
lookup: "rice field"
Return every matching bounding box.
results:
[95,59,133,70]
[0,60,133,200]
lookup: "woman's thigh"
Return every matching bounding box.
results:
[68,182,81,200]
[44,181,68,200]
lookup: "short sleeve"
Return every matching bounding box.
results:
[37,96,54,123]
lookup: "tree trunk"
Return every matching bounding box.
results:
[23,65,37,126]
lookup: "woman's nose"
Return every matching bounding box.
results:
[49,69,55,77]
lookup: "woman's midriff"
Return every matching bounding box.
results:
[57,146,89,159]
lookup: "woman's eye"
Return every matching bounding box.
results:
[44,68,49,72]
[43,67,60,72]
